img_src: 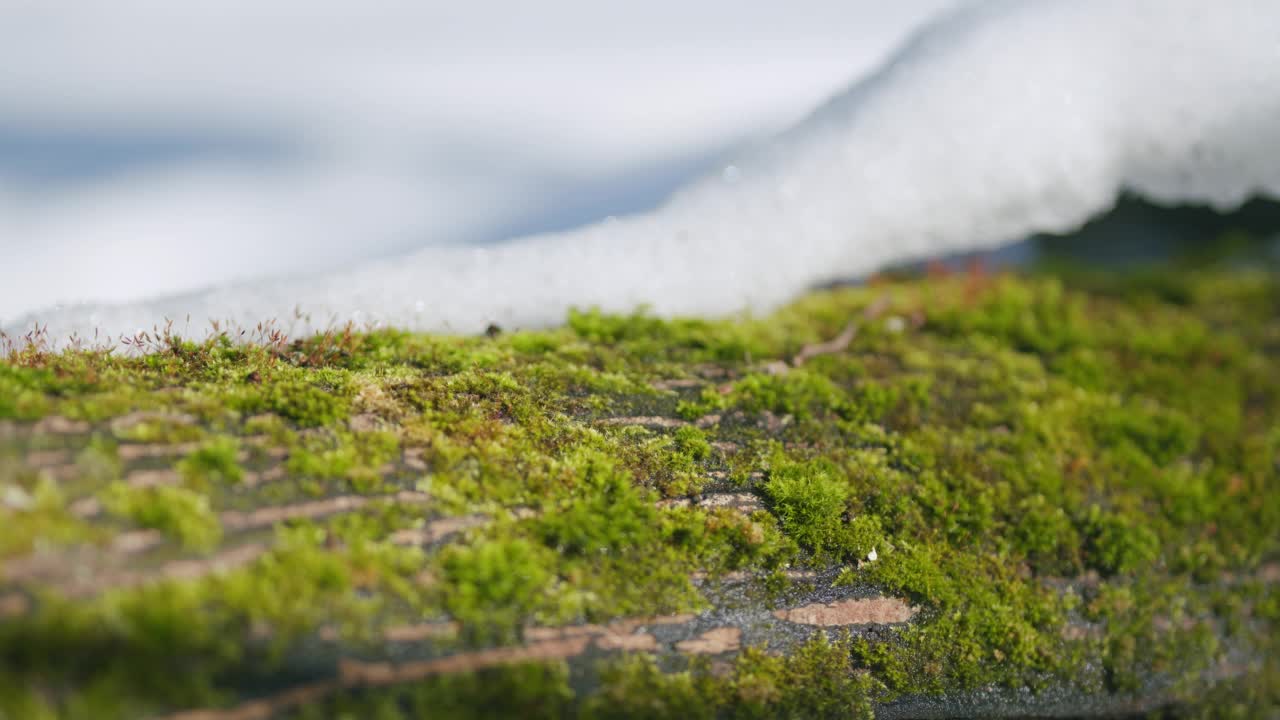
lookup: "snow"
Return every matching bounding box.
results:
[0,1,951,321]
[5,0,1280,344]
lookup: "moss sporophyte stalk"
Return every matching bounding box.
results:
[0,268,1277,718]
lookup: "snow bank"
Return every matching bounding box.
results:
[11,0,1280,344]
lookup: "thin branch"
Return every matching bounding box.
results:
[790,294,892,368]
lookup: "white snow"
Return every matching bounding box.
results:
[0,1,951,322]
[5,0,1280,344]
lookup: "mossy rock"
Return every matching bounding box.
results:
[1,268,1277,719]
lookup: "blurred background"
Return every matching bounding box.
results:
[0,1,954,323]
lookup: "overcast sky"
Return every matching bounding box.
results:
[0,1,953,322]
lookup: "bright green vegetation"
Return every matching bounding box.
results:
[100,483,223,550]
[292,634,883,720]
[0,266,1278,719]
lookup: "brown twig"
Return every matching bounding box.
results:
[789,295,892,368]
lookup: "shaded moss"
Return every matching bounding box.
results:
[585,633,879,720]
[290,662,576,720]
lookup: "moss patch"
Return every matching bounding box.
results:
[1,265,1277,718]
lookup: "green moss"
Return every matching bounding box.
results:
[0,588,234,719]
[275,630,885,712]
[609,426,706,496]
[585,633,880,720]
[178,436,244,487]
[218,519,423,646]
[532,452,659,558]
[1011,493,1081,575]
[100,483,222,550]
[289,662,576,720]
[672,425,712,462]
[440,537,558,644]
[762,457,849,558]
[1,265,1276,716]
[1090,399,1199,467]
[0,475,99,558]
[232,376,351,428]
[517,450,730,618]
[0,510,432,718]
[284,429,399,490]
[70,438,123,490]
[0,365,53,419]
[566,307,759,363]
[731,371,849,422]
[585,654,721,720]
[113,416,205,445]
[1082,505,1160,576]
